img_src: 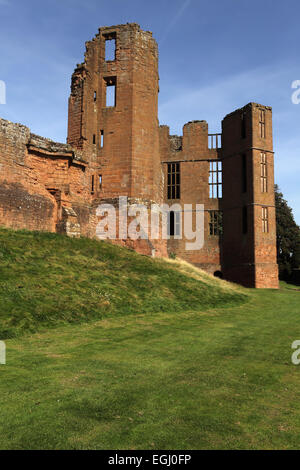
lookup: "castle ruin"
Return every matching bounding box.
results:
[0,23,278,288]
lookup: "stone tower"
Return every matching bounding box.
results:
[221,103,278,288]
[67,23,166,256]
[67,23,162,202]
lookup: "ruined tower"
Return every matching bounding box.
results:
[67,23,162,202]
[67,23,166,256]
[221,103,278,288]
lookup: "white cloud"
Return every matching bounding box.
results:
[159,61,293,131]
[161,0,191,43]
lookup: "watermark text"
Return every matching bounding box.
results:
[0,341,6,364]
[96,197,205,251]
[291,340,300,365]
[291,80,300,104]
[0,80,6,104]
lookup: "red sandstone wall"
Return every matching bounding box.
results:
[159,121,222,274]
[0,119,56,232]
[0,118,93,236]
[221,103,278,288]
[0,24,279,288]
[67,23,167,256]
[68,23,162,202]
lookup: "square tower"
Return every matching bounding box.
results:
[221,103,278,288]
[67,23,162,203]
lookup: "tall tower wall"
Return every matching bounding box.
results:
[221,103,278,288]
[67,23,162,202]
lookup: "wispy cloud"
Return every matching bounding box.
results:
[161,0,191,43]
[159,60,296,132]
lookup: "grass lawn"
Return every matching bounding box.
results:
[0,228,299,449]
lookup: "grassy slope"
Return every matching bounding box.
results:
[0,229,300,450]
[0,227,245,338]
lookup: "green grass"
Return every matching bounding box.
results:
[0,227,245,338]
[0,228,299,449]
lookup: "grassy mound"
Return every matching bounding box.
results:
[0,227,246,338]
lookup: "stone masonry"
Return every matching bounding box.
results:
[0,23,278,288]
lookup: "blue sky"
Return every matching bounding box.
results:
[0,0,299,223]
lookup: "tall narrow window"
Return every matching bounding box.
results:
[91,175,95,193]
[209,211,223,236]
[209,160,222,198]
[241,112,246,139]
[262,207,269,233]
[167,211,181,237]
[100,130,104,148]
[99,174,102,191]
[259,109,266,138]
[106,84,115,107]
[104,77,116,107]
[93,134,96,145]
[260,152,267,192]
[242,154,247,193]
[105,35,116,61]
[167,163,180,199]
[242,206,248,234]
[94,91,97,102]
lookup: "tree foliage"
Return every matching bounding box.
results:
[275,185,300,279]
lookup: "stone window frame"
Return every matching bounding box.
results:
[259,109,266,139]
[260,152,268,193]
[167,162,180,200]
[104,76,117,108]
[103,32,116,62]
[167,210,181,237]
[209,160,222,199]
[262,206,269,233]
[209,210,223,236]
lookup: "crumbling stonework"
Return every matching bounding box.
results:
[0,23,278,288]
[0,118,91,236]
